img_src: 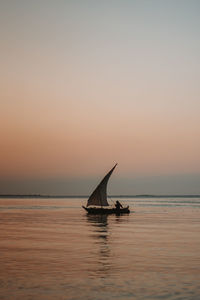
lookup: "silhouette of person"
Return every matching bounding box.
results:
[115,200,123,211]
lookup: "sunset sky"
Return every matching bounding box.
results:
[0,0,200,195]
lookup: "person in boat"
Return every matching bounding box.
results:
[115,200,123,211]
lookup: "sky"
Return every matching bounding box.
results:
[0,0,200,195]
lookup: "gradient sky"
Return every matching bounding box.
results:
[0,0,200,195]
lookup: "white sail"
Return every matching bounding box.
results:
[87,164,117,207]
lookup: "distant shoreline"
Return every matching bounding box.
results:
[0,194,200,198]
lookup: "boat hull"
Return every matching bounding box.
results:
[82,206,130,215]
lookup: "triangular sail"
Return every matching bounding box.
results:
[87,164,117,207]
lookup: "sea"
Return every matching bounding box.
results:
[0,196,200,300]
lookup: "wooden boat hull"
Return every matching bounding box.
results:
[82,206,130,215]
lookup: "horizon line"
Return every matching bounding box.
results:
[0,194,200,198]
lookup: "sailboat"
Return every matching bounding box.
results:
[82,164,130,214]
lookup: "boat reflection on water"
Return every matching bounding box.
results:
[86,214,112,278]
[85,213,131,279]
[86,214,109,241]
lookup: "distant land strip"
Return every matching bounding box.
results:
[0,194,200,198]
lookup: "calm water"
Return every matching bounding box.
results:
[0,197,200,300]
